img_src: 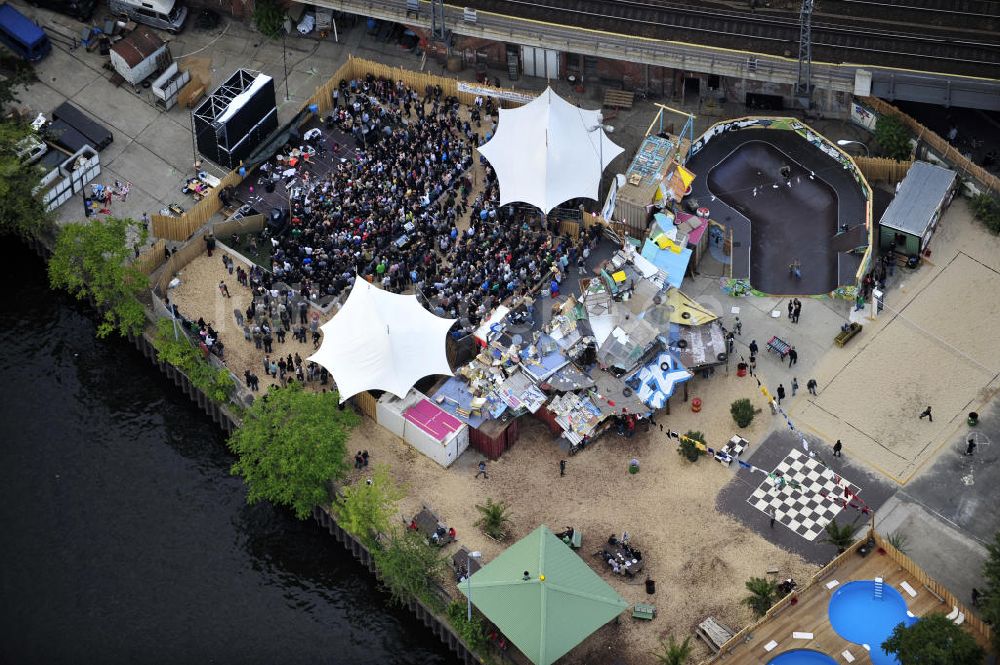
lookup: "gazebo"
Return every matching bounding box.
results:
[308,279,456,401]
[477,87,623,214]
[459,525,628,665]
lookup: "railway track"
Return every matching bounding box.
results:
[464,0,1000,77]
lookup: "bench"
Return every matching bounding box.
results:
[632,603,656,620]
[603,89,635,110]
[834,322,862,347]
[571,529,583,549]
[696,617,735,653]
[766,335,791,358]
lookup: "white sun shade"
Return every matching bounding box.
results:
[477,87,623,214]
[308,279,457,402]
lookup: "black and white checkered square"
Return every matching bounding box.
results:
[747,449,863,541]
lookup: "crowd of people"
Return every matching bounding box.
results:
[245,74,601,336]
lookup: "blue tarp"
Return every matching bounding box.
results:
[626,352,691,410]
[431,376,498,428]
[640,239,692,289]
[520,334,570,382]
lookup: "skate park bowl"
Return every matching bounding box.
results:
[684,118,874,297]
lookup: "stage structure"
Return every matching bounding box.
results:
[192,69,278,169]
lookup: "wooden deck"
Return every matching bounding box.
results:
[711,546,987,665]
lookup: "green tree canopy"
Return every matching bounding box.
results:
[153,318,235,403]
[372,528,448,607]
[0,119,53,240]
[980,531,1000,652]
[334,464,406,548]
[874,115,913,162]
[882,613,983,665]
[47,217,148,338]
[227,383,358,519]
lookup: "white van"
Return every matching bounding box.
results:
[108,0,187,33]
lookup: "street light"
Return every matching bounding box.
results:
[836,139,869,156]
[466,551,482,622]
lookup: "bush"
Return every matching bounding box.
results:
[252,0,285,38]
[153,318,235,403]
[730,398,755,428]
[874,115,913,161]
[446,600,489,652]
[372,528,447,607]
[475,498,512,540]
[972,194,1000,235]
[678,431,705,463]
[882,613,983,665]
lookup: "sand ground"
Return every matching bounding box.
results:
[787,200,1000,482]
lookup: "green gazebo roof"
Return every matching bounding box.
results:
[459,525,628,665]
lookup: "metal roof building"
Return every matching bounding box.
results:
[877,161,957,255]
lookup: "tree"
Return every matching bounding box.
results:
[47,217,148,338]
[678,430,705,463]
[882,613,983,665]
[334,464,406,548]
[823,518,861,553]
[730,398,755,428]
[0,119,53,240]
[874,115,913,161]
[252,0,285,38]
[227,383,358,519]
[651,635,694,665]
[980,531,1000,652]
[474,498,512,540]
[0,53,37,111]
[372,528,448,607]
[446,600,489,652]
[742,576,778,617]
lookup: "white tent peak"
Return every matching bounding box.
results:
[307,279,456,402]
[477,87,624,214]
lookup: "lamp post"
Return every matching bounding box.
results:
[466,551,482,622]
[836,139,869,156]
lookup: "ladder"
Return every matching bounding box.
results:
[874,577,884,599]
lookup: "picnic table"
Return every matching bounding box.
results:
[766,335,791,359]
[411,508,454,547]
[453,546,482,580]
[600,543,645,577]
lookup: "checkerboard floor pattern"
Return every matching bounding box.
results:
[747,448,863,541]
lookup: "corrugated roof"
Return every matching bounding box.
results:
[458,525,628,665]
[110,28,165,68]
[878,161,956,236]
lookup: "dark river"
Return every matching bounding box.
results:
[0,242,455,665]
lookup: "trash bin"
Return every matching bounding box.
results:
[968,412,979,426]
[645,578,656,595]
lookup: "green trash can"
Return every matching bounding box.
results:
[629,458,640,474]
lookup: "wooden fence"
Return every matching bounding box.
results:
[862,96,999,195]
[705,534,871,663]
[133,238,167,277]
[854,156,913,184]
[152,213,202,242]
[352,391,378,421]
[156,232,207,295]
[213,213,266,240]
[871,531,993,645]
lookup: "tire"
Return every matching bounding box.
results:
[717,352,728,362]
[660,362,670,372]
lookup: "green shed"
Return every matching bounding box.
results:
[878,161,957,257]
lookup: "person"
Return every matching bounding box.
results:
[919,406,933,422]
[788,347,798,367]
[749,355,757,376]
[734,316,742,336]
[749,339,759,357]
[965,436,977,456]
[791,377,799,396]
[559,459,566,477]
[777,384,786,404]
[807,378,818,395]
[833,439,843,457]
[792,299,801,323]
[204,233,216,257]
[475,460,488,479]
[448,526,456,540]
[788,300,794,319]
[767,506,776,528]
[362,450,369,466]
[972,587,981,607]
[408,519,418,531]
[354,451,364,469]
[218,280,231,298]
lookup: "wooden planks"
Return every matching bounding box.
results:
[603,89,635,110]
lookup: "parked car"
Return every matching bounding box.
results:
[0,3,51,61]
[108,0,187,33]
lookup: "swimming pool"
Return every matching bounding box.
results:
[767,648,838,665]
[828,580,917,665]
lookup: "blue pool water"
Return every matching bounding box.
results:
[828,581,917,665]
[768,649,839,665]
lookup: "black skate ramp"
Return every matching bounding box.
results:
[686,126,868,296]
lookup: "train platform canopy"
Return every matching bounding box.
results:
[477,87,622,214]
[460,525,628,665]
[309,279,456,401]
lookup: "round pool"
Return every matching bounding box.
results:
[767,648,838,665]
[828,581,917,665]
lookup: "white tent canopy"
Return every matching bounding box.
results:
[308,279,456,402]
[477,87,624,214]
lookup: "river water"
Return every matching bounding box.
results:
[0,243,456,665]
